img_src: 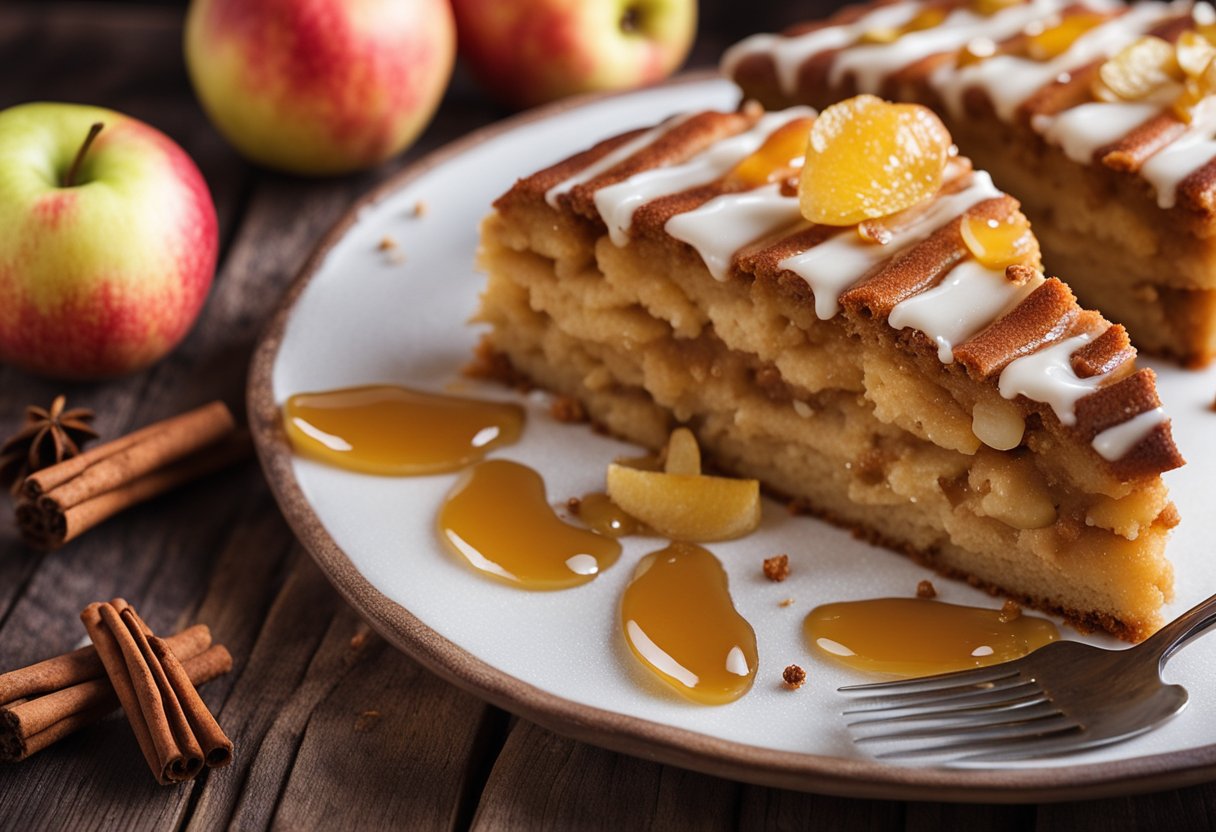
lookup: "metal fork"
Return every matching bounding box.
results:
[837,592,1216,764]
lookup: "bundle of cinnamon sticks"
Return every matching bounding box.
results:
[15,401,251,551]
[0,600,233,784]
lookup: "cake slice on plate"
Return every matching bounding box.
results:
[724,0,1216,366]
[476,95,1184,641]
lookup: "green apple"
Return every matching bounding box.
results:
[0,103,218,380]
[451,0,697,110]
[184,0,456,176]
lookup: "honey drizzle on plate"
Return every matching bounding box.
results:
[804,597,1059,677]
[575,492,642,538]
[439,460,621,589]
[283,384,524,475]
[621,542,758,704]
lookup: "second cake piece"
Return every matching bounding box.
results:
[724,0,1216,366]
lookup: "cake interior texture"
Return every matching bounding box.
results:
[477,183,1177,642]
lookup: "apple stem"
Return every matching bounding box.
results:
[620,6,639,33]
[63,122,104,188]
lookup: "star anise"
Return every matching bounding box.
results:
[0,396,98,495]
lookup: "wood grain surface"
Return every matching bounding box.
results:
[1,4,1214,829]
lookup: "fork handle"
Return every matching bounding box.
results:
[1139,591,1216,665]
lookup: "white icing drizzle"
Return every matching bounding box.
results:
[779,170,1003,319]
[1140,98,1216,207]
[1092,406,1165,459]
[997,332,1109,425]
[544,115,687,208]
[932,1,1174,121]
[721,2,921,95]
[593,108,814,246]
[665,183,802,279]
[830,0,1064,94]
[888,259,1040,362]
[1033,101,1162,164]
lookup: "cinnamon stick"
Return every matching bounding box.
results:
[15,402,251,551]
[81,599,233,784]
[0,624,210,707]
[1,645,231,763]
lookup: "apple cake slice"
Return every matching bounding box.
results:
[476,96,1184,641]
[723,0,1216,366]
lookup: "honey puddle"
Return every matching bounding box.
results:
[804,598,1059,677]
[621,542,757,704]
[575,492,642,538]
[439,459,621,589]
[283,384,523,475]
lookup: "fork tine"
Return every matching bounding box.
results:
[838,665,1022,697]
[841,679,1037,715]
[873,717,1082,760]
[854,706,1068,744]
[846,692,1052,728]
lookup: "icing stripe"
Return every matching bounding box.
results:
[665,184,801,280]
[544,116,686,208]
[889,259,1040,362]
[594,109,814,245]
[778,171,1003,319]
[721,2,922,95]
[998,331,1106,425]
[1092,406,1166,459]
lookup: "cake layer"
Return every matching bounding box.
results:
[724,0,1216,365]
[479,103,1184,640]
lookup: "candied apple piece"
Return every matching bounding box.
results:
[960,213,1035,270]
[1025,13,1106,61]
[1175,30,1216,77]
[858,7,947,44]
[605,464,761,542]
[799,95,952,227]
[1093,36,1181,103]
[663,426,702,475]
[723,117,813,189]
[971,0,1021,15]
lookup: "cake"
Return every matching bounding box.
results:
[475,96,1184,642]
[723,0,1216,366]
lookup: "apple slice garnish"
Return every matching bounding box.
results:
[606,428,761,542]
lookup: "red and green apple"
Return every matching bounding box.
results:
[0,102,218,380]
[451,0,697,110]
[184,0,456,175]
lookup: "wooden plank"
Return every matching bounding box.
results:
[737,784,904,831]
[183,553,343,830]
[268,622,491,830]
[905,801,1034,832]
[1035,784,1216,832]
[470,720,740,831]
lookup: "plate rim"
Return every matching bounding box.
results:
[246,71,1216,803]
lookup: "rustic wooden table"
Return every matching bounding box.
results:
[2,4,1215,829]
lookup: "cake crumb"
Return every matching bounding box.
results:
[566,497,582,515]
[550,395,588,423]
[353,709,382,733]
[782,664,806,690]
[464,337,534,392]
[377,235,405,264]
[787,497,814,516]
[999,599,1022,623]
[763,554,790,582]
[414,200,428,217]
[916,579,937,599]
[778,597,795,608]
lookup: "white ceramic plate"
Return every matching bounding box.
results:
[249,75,1216,801]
